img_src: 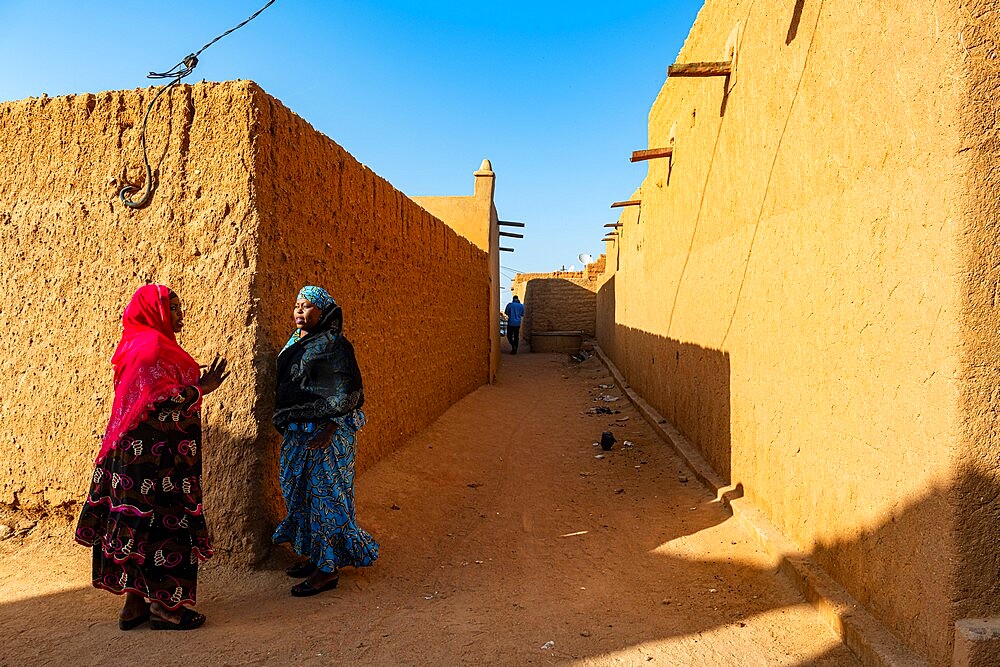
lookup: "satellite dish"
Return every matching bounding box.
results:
[578,253,594,264]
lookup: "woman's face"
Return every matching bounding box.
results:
[294,298,322,332]
[169,295,184,333]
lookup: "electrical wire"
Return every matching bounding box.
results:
[120,0,277,209]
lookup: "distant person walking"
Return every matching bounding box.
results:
[75,284,229,631]
[273,286,379,597]
[504,295,525,354]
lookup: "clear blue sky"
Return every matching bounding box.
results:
[0,1,703,290]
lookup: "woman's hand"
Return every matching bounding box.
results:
[199,355,230,395]
[307,423,337,450]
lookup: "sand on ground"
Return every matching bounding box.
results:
[0,350,858,666]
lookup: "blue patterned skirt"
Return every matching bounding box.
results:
[272,410,379,572]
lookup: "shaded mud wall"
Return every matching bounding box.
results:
[519,279,597,341]
[510,260,603,341]
[955,0,1000,647]
[596,1,999,663]
[0,80,490,566]
[249,89,489,529]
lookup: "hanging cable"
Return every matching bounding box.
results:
[120,0,277,209]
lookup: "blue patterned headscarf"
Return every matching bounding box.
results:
[281,286,338,353]
[297,286,335,310]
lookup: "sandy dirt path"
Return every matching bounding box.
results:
[0,352,858,666]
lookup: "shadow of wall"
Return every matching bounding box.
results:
[601,332,732,482]
[595,303,975,663]
[521,277,597,342]
[809,464,1000,665]
[597,277,732,483]
[249,88,490,534]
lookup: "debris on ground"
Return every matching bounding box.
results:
[600,431,616,450]
[540,640,555,650]
[598,383,614,389]
[623,440,634,448]
[569,350,591,362]
[585,406,620,415]
[595,395,621,402]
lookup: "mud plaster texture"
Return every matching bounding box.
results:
[596,1,998,664]
[510,257,605,342]
[0,80,490,568]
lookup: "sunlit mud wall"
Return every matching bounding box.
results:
[412,160,500,383]
[596,1,999,664]
[0,80,489,567]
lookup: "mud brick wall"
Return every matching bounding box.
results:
[249,89,489,528]
[0,80,489,566]
[510,264,601,341]
[596,1,999,663]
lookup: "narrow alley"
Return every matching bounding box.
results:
[0,351,857,666]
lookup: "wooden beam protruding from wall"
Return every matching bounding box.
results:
[500,247,514,252]
[611,200,641,208]
[667,61,732,77]
[498,220,525,227]
[499,231,523,238]
[631,147,673,162]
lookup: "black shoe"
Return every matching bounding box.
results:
[290,573,339,597]
[286,561,317,578]
[150,608,206,631]
[118,609,150,631]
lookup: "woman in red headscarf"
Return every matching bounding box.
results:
[75,284,228,631]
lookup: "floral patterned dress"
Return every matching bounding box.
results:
[75,386,213,609]
[273,409,379,573]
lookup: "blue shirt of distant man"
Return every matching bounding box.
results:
[504,296,525,354]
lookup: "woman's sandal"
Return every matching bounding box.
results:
[118,608,150,631]
[150,607,207,630]
[290,572,339,597]
[285,560,317,578]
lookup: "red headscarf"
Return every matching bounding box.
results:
[97,284,201,463]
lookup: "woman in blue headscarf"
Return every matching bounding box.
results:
[272,286,379,596]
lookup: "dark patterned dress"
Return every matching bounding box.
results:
[75,386,213,609]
